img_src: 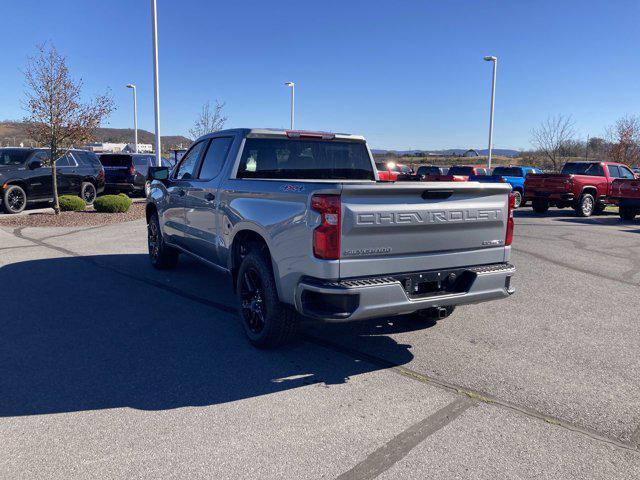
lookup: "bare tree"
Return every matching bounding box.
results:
[189,100,227,139]
[530,115,576,171]
[23,44,114,213]
[606,115,640,166]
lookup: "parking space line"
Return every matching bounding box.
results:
[335,397,476,480]
[9,227,640,456]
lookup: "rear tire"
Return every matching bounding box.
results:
[532,199,549,214]
[620,206,638,221]
[147,211,179,269]
[575,193,595,217]
[2,185,27,214]
[81,182,97,205]
[236,251,298,348]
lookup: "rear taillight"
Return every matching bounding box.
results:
[506,192,515,246]
[129,165,136,175]
[311,194,341,260]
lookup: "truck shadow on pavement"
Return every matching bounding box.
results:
[0,254,418,417]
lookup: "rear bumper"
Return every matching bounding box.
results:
[525,191,574,202]
[295,263,515,322]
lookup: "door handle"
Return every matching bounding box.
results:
[205,193,216,202]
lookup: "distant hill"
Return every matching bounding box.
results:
[372,148,521,157]
[0,121,192,150]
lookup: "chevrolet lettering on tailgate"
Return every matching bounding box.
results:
[356,209,502,225]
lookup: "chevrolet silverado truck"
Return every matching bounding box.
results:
[146,128,516,348]
[610,176,640,220]
[524,161,635,217]
[473,166,543,208]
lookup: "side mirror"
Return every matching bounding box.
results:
[148,166,170,181]
[28,159,43,170]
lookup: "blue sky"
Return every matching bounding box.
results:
[1,0,638,150]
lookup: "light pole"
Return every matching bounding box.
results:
[484,55,497,171]
[151,0,162,165]
[285,81,295,129]
[126,84,138,153]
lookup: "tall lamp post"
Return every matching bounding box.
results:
[284,81,295,129]
[484,56,497,171]
[126,84,138,153]
[151,0,162,165]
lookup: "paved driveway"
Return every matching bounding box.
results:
[1,209,639,479]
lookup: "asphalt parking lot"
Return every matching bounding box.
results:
[1,209,639,479]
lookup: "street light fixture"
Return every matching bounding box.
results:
[150,0,162,166]
[284,81,295,130]
[126,84,138,153]
[484,55,497,171]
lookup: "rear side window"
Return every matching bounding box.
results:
[561,163,604,176]
[237,138,375,180]
[198,137,233,180]
[100,155,132,167]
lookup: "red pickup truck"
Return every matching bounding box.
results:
[610,176,640,220]
[524,161,635,217]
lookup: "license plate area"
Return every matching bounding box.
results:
[394,268,474,299]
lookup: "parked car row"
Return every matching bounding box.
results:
[0,147,168,214]
[375,159,640,220]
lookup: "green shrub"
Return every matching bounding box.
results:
[59,195,86,212]
[94,194,133,213]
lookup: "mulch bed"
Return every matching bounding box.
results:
[0,202,146,228]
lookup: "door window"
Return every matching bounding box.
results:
[55,154,71,167]
[619,166,635,179]
[174,142,206,180]
[198,137,233,180]
[607,165,621,178]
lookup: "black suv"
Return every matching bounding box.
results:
[0,148,105,214]
[99,153,157,197]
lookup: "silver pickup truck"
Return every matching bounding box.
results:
[146,128,515,348]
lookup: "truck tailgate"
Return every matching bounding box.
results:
[339,182,511,278]
[525,174,571,192]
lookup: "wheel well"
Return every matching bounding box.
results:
[581,186,597,197]
[512,186,523,194]
[231,230,272,290]
[145,202,157,223]
[3,181,29,195]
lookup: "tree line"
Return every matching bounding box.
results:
[528,114,640,170]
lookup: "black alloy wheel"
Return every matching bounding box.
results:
[240,267,267,335]
[3,185,27,214]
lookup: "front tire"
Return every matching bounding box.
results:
[81,182,97,205]
[575,193,595,217]
[236,251,298,348]
[532,199,549,214]
[2,185,27,214]
[512,190,523,209]
[147,210,179,269]
[620,206,638,221]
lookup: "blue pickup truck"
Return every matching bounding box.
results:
[473,166,542,208]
